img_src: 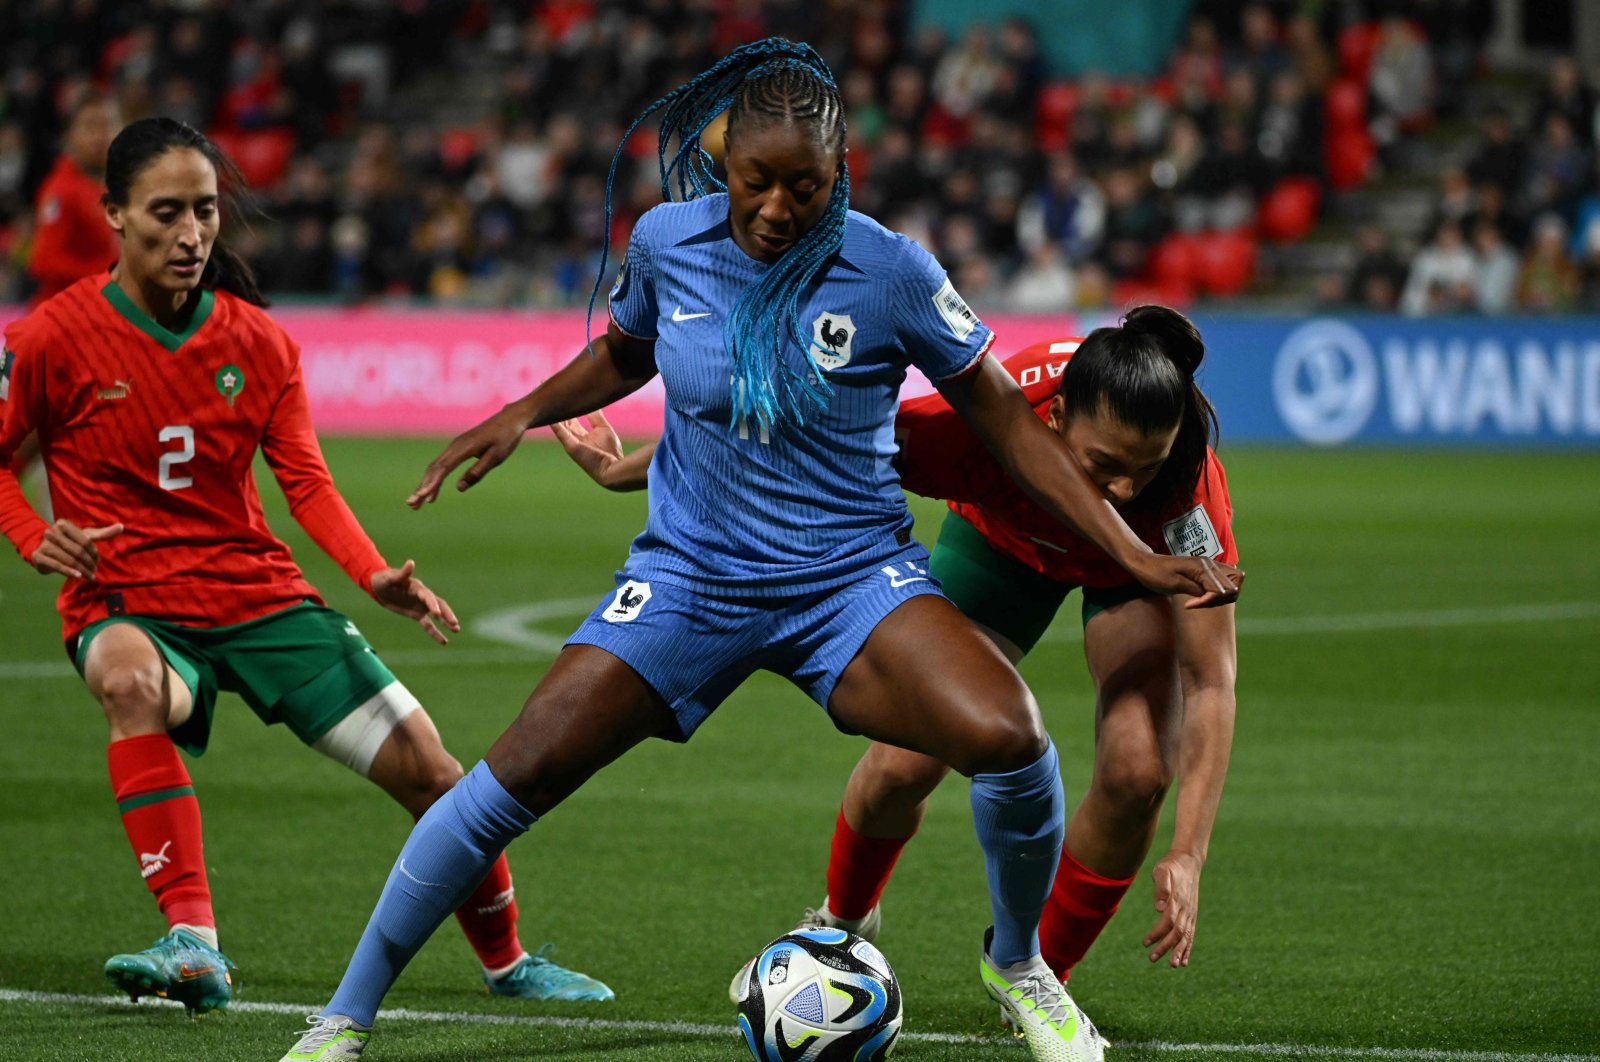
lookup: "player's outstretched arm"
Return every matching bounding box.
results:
[939,356,1244,602]
[410,324,658,507]
[551,409,655,492]
[1144,601,1238,968]
[370,559,461,645]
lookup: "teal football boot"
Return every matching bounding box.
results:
[104,927,236,1015]
[485,943,614,1002]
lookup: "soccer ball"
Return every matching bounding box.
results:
[733,926,902,1062]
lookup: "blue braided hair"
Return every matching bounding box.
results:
[586,38,849,431]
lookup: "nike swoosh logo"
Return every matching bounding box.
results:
[887,576,927,588]
[672,306,713,322]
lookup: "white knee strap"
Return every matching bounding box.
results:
[312,681,422,776]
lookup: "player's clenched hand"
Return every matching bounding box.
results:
[551,411,627,488]
[408,406,531,508]
[1144,850,1203,968]
[29,520,123,580]
[370,559,461,645]
[1128,553,1243,607]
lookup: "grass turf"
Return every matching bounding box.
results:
[0,439,1596,1061]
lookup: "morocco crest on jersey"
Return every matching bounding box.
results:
[810,312,855,371]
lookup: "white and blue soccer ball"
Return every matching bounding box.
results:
[733,927,902,1062]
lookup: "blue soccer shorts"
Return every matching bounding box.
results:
[566,545,945,740]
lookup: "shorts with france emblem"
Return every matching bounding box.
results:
[567,542,944,740]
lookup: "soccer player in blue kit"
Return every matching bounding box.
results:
[282,39,1240,1062]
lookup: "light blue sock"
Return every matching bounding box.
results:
[324,761,536,1026]
[970,739,1065,968]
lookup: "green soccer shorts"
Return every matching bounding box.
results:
[927,510,1152,655]
[73,601,417,770]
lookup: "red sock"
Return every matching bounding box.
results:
[107,734,214,931]
[454,854,525,972]
[1038,846,1136,980]
[825,808,913,921]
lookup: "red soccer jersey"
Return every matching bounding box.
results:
[0,275,387,641]
[896,339,1238,588]
[27,155,119,305]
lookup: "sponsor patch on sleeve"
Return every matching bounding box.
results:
[1161,504,1223,558]
[932,277,979,341]
[609,258,628,302]
[0,348,12,402]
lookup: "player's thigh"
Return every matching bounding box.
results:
[485,644,679,816]
[830,595,1046,778]
[1082,594,1183,791]
[81,621,194,735]
[365,708,465,816]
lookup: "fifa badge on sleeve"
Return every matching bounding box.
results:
[0,348,13,402]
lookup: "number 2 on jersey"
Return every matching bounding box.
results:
[158,426,195,490]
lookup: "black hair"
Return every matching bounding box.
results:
[103,117,267,307]
[587,38,848,431]
[1058,304,1218,514]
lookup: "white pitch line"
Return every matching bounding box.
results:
[0,989,1594,1062]
[2,601,1597,682]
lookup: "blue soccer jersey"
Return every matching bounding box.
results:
[608,194,993,597]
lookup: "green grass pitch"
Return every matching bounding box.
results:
[1,439,1596,1061]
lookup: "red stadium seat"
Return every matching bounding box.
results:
[1336,22,1381,81]
[1324,78,1366,132]
[1324,124,1375,189]
[440,128,481,173]
[1259,177,1321,242]
[1149,232,1202,288]
[1194,229,1257,296]
[208,128,296,189]
[1035,81,1080,152]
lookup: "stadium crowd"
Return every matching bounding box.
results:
[1,0,1596,313]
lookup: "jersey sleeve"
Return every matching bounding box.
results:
[1156,451,1238,563]
[890,237,995,382]
[260,342,388,592]
[0,331,51,561]
[607,212,659,340]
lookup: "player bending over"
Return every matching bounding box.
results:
[560,308,1239,1017]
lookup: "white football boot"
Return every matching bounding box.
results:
[979,929,1106,1062]
[280,1014,371,1061]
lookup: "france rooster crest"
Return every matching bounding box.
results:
[604,579,651,623]
[810,312,855,371]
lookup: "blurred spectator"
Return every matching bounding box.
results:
[1345,222,1408,312]
[1256,69,1321,179]
[1368,15,1433,154]
[1016,151,1105,264]
[1284,14,1333,94]
[1531,57,1596,146]
[1097,166,1167,279]
[1432,165,1475,228]
[1515,213,1580,313]
[27,92,118,304]
[931,25,999,123]
[1415,0,1494,118]
[1401,218,1475,315]
[1344,220,1408,311]
[1233,3,1289,96]
[1466,106,1525,197]
[1469,219,1518,314]
[1005,242,1076,312]
[1519,113,1591,220]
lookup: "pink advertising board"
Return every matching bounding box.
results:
[0,306,1080,436]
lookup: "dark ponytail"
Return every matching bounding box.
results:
[104,117,268,307]
[1058,304,1219,513]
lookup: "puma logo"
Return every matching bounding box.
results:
[98,379,132,400]
[139,840,173,878]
